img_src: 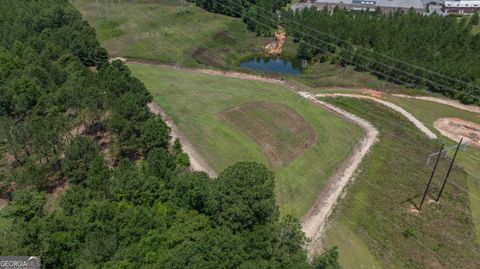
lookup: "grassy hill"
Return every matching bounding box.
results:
[381,95,480,244]
[128,62,363,218]
[72,0,298,67]
[321,97,480,268]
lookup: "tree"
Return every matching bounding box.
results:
[85,156,110,197]
[313,247,342,269]
[214,162,278,231]
[145,147,175,180]
[6,189,46,222]
[139,117,170,153]
[63,136,101,183]
[6,77,41,117]
[470,13,479,26]
[169,171,215,213]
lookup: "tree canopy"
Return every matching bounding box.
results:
[0,0,340,268]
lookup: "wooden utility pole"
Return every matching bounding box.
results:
[436,138,463,202]
[96,0,100,16]
[104,0,109,17]
[419,144,444,210]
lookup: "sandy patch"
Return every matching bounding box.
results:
[433,118,480,148]
[360,89,383,98]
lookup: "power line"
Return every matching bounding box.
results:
[227,0,480,98]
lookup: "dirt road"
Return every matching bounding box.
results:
[392,94,480,114]
[316,93,438,139]
[147,102,217,178]
[298,92,379,257]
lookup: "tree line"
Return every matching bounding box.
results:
[194,0,291,35]
[194,0,480,104]
[282,8,480,104]
[0,0,340,268]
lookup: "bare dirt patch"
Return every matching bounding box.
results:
[360,88,383,98]
[434,118,480,148]
[219,101,316,167]
[0,198,7,210]
[264,30,286,55]
[46,181,69,213]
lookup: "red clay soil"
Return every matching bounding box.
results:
[264,31,286,55]
[434,118,480,148]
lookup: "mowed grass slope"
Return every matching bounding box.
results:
[72,0,274,67]
[321,97,480,268]
[381,95,480,243]
[219,101,316,167]
[128,63,363,217]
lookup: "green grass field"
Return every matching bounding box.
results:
[288,62,417,94]
[320,97,480,268]
[128,63,363,218]
[72,0,297,68]
[323,220,384,269]
[473,24,480,35]
[380,96,480,244]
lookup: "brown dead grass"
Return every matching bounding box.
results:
[219,101,315,167]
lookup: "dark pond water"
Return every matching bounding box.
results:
[239,56,304,75]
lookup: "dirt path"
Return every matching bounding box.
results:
[316,93,438,139]
[298,92,379,258]
[392,94,480,114]
[147,102,217,178]
[0,198,7,210]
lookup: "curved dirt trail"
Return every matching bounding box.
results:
[317,93,438,139]
[147,102,217,178]
[298,92,379,257]
[392,94,480,114]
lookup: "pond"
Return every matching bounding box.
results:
[239,56,304,75]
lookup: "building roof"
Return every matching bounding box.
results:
[444,0,480,7]
[313,0,425,9]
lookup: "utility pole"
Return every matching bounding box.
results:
[96,0,100,17]
[436,138,463,202]
[419,144,444,210]
[104,0,109,17]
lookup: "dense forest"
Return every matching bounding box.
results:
[282,8,480,104]
[194,0,291,35]
[0,0,339,268]
[194,0,480,104]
